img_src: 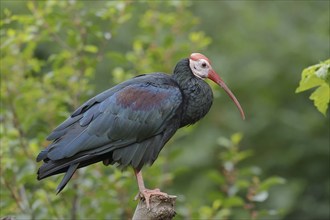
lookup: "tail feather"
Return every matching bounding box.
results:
[37,154,90,180]
[56,163,80,194]
[37,150,115,192]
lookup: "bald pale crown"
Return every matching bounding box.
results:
[189,53,212,79]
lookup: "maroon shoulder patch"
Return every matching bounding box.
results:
[116,86,170,111]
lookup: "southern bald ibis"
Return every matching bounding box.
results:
[37,53,245,207]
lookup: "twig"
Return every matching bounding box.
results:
[2,177,25,212]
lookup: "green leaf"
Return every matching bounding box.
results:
[296,65,324,93]
[296,60,330,116]
[214,208,231,219]
[223,196,244,208]
[309,83,330,115]
[258,176,286,192]
[231,132,243,145]
[199,206,213,218]
[212,199,222,210]
[234,149,254,162]
[83,45,98,53]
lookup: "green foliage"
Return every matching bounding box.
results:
[108,2,212,82]
[198,133,285,220]
[296,59,330,116]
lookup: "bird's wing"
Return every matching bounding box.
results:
[37,74,183,163]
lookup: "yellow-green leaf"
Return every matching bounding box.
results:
[296,60,330,116]
[83,45,98,53]
[295,65,324,93]
[310,83,330,116]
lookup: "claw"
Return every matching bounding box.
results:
[136,188,168,208]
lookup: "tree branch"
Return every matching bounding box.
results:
[132,194,177,220]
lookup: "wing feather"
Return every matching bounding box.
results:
[37,73,183,191]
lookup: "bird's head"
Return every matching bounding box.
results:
[189,53,245,120]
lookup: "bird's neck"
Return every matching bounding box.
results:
[172,59,193,83]
[172,59,213,127]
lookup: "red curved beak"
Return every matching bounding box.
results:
[208,69,245,120]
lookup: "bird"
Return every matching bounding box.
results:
[36,52,245,207]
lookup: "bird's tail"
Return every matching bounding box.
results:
[37,152,111,193]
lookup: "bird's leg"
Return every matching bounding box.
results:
[134,169,168,208]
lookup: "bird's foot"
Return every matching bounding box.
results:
[135,188,168,208]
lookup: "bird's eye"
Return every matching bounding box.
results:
[201,62,207,68]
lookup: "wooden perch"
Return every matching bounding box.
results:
[132,194,177,220]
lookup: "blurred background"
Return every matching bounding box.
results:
[1,1,329,219]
